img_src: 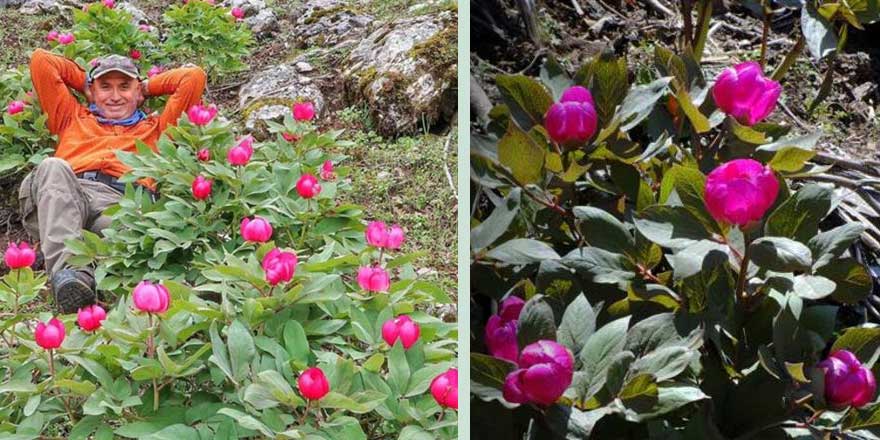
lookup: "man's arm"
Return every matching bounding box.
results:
[29,49,87,135]
[146,66,207,131]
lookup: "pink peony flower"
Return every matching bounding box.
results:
[292,102,315,121]
[818,350,877,408]
[132,281,170,314]
[46,30,59,42]
[77,304,106,331]
[102,0,114,8]
[227,136,254,166]
[320,160,335,180]
[58,33,75,45]
[139,24,152,32]
[4,241,35,269]
[191,175,213,200]
[186,104,218,126]
[6,100,25,115]
[381,315,420,349]
[35,318,65,349]
[485,296,525,362]
[231,6,244,19]
[298,367,330,400]
[129,49,141,60]
[196,148,210,162]
[240,216,273,243]
[503,340,574,406]
[544,85,598,149]
[365,221,389,247]
[386,225,404,250]
[704,158,779,227]
[296,173,321,199]
[712,61,781,126]
[261,248,297,286]
[430,368,458,410]
[147,65,164,78]
[282,132,299,142]
[356,266,391,292]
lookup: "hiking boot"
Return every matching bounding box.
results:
[51,269,96,314]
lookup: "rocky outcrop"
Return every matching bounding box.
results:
[342,10,456,136]
[238,62,324,136]
[292,0,372,48]
[220,0,278,37]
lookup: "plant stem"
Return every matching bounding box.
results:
[13,269,20,315]
[378,248,385,266]
[735,232,752,303]
[147,313,159,411]
[759,1,771,67]
[49,349,77,423]
[437,408,445,423]
[299,399,310,426]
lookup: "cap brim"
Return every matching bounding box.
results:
[93,68,140,80]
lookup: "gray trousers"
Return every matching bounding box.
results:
[18,157,122,277]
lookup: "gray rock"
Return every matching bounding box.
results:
[295,61,314,73]
[293,0,373,48]
[245,9,278,37]
[20,0,65,14]
[238,63,324,136]
[117,1,146,24]
[0,0,26,8]
[343,11,456,136]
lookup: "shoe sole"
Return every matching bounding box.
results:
[54,278,96,314]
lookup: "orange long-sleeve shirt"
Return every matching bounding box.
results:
[30,48,207,178]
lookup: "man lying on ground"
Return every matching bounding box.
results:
[21,49,206,313]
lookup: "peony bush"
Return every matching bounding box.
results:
[471,6,878,439]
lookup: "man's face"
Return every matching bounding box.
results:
[89,72,143,120]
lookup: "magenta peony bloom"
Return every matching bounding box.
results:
[292,102,315,121]
[102,0,114,8]
[35,318,65,349]
[139,24,152,32]
[381,315,420,349]
[240,216,273,243]
[282,132,299,142]
[704,158,779,227]
[147,65,164,78]
[58,33,75,45]
[503,340,574,406]
[298,367,330,400]
[7,100,25,115]
[296,173,321,199]
[365,221,389,247]
[4,242,35,269]
[129,49,141,60]
[430,368,458,409]
[386,225,404,250]
[544,85,598,149]
[46,30,59,42]
[132,281,170,314]
[77,304,106,331]
[231,6,244,19]
[196,148,210,162]
[485,296,525,363]
[261,248,297,286]
[191,175,213,200]
[186,104,218,126]
[320,160,335,180]
[357,266,391,292]
[712,61,781,126]
[227,137,253,166]
[818,350,877,408]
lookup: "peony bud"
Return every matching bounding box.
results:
[227,135,254,166]
[231,6,244,19]
[356,266,391,292]
[292,102,315,121]
[381,315,420,349]
[503,340,574,406]
[35,318,65,349]
[818,350,877,408]
[58,33,75,45]
[4,241,36,269]
[320,160,334,180]
[77,304,106,331]
[196,148,210,161]
[186,104,218,126]
[7,100,25,115]
[365,221,389,247]
[46,30,59,42]
[544,85,598,149]
[485,296,525,362]
[296,173,321,199]
[191,175,213,200]
[430,368,458,409]
[147,65,163,78]
[132,280,170,314]
[386,225,404,250]
[139,24,152,32]
[282,132,299,142]
[704,158,779,227]
[129,49,141,60]
[262,248,297,286]
[298,367,330,400]
[712,61,781,126]
[103,0,114,8]
[240,216,273,243]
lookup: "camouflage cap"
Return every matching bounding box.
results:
[89,54,140,81]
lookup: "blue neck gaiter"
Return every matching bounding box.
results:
[88,103,147,126]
